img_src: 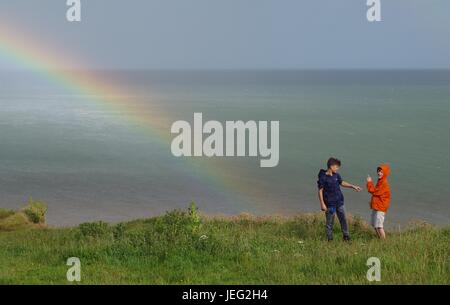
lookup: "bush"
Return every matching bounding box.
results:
[154,203,203,241]
[22,198,47,224]
[113,223,127,240]
[79,221,111,238]
[188,202,201,233]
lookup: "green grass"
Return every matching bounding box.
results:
[0,203,448,284]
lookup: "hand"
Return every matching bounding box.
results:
[353,185,362,192]
[366,175,373,183]
[320,203,327,212]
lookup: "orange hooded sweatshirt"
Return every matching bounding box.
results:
[367,164,391,213]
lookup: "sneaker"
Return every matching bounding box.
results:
[343,236,351,242]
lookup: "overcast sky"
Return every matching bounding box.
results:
[0,0,449,70]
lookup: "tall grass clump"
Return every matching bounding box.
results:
[0,198,47,231]
[21,197,47,224]
[0,208,15,220]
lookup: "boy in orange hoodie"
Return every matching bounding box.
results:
[366,164,391,239]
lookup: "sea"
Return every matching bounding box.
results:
[0,70,449,226]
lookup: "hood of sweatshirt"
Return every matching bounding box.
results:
[377,164,391,180]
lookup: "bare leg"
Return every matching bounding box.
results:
[374,228,380,238]
[377,228,386,239]
[375,228,386,239]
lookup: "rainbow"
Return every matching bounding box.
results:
[0,22,276,214]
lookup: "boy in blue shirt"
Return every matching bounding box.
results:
[317,157,362,241]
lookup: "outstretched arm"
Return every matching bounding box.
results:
[341,181,362,192]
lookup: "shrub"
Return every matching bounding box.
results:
[188,202,201,233]
[154,203,203,241]
[22,198,47,224]
[113,223,127,240]
[79,221,111,238]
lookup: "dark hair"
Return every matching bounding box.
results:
[327,157,341,169]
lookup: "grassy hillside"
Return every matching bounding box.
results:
[0,203,448,284]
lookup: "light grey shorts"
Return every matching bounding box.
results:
[371,210,385,228]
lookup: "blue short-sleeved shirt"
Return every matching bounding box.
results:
[317,169,344,207]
